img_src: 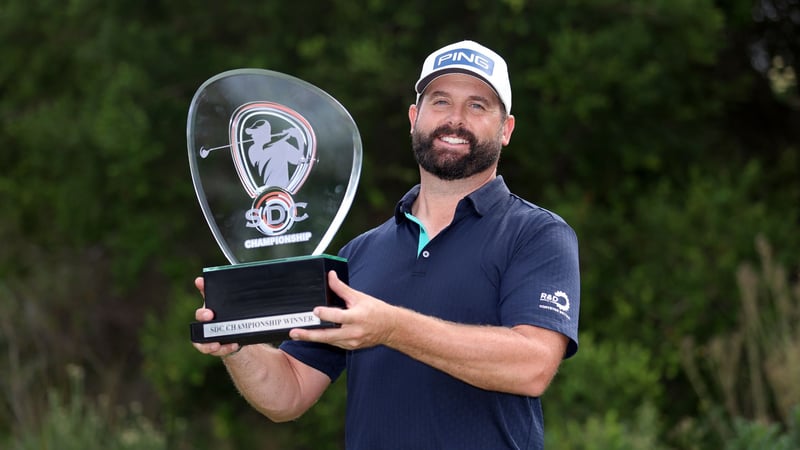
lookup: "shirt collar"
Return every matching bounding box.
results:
[394,176,510,223]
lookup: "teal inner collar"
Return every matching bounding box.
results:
[404,212,430,257]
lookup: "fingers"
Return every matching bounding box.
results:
[195,307,214,321]
[193,341,221,354]
[194,276,205,298]
[327,270,355,305]
[191,312,240,358]
[327,270,346,290]
[316,271,354,325]
[290,323,361,351]
[313,305,347,325]
[192,341,241,357]
[194,276,214,321]
[193,275,235,357]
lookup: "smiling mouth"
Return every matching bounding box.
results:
[439,135,469,145]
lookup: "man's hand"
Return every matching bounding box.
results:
[288,271,399,350]
[191,276,242,358]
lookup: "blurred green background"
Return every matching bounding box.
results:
[2,0,799,449]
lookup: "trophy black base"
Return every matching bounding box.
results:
[190,254,348,345]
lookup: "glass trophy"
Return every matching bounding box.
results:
[187,69,361,345]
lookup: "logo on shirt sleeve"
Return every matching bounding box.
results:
[538,290,571,319]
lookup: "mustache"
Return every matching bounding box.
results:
[430,125,477,145]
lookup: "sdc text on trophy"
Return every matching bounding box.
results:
[187,69,362,345]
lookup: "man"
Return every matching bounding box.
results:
[193,40,580,450]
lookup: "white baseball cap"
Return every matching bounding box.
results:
[415,40,512,115]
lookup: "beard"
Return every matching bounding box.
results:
[411,123,503,180]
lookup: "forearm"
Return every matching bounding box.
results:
[296,272,568,397]
[385,306,567,397]
[222,344,329,422]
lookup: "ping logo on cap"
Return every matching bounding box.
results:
[434,48,495,76]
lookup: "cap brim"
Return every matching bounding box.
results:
[416,68,496,94]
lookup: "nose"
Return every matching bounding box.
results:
[446,105,467,127]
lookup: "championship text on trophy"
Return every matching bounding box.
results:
[187,69,362,345]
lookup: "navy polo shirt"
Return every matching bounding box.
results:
[281,176,580,450]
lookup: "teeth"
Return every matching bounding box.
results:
[441,136,468,144]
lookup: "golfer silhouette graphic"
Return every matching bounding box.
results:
[245,119,305,189]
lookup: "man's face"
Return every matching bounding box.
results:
[410,74,513,180]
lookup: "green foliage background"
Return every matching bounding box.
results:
[1,0,799,448]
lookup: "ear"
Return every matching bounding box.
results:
[501,114,516,146]
[408,104,418,134]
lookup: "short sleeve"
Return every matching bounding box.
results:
[499,219,580,358]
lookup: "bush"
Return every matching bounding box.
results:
[547,403,666,450]
[3,365,166,450]
[678,236,800,447]
[544,333,665,448]
[724,405,800,450]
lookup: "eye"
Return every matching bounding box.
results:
[469,102,487,110]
